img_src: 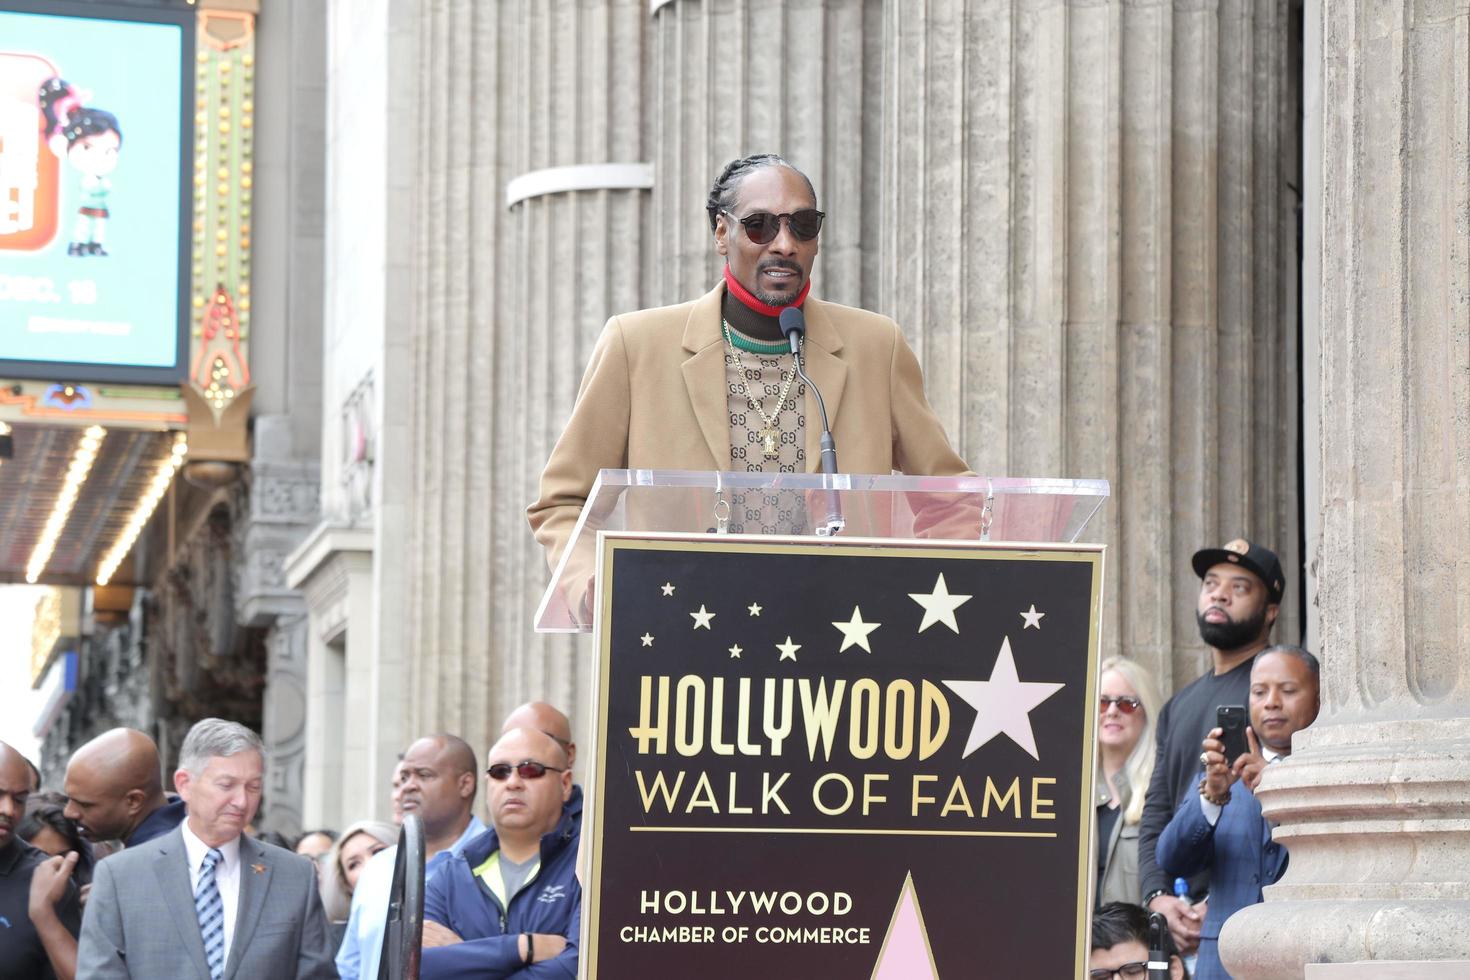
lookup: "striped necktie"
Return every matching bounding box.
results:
[195,846,226,980]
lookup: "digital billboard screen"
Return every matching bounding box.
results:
[0,0,193,385]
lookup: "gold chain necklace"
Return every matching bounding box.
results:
[723,318,797,459]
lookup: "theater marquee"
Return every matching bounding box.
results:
[584,535,1103,978]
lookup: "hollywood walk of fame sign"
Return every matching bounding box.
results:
[581,533,1104,979]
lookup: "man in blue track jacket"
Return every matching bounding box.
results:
[420,727,581,979]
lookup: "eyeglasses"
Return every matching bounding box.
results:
[1100,695,1143,715]
[1089,963,1149,980]
[722,208,825,245]
[486,760,568,781]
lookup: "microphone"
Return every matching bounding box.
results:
[779,306,843,535]
[1146,912,1171,980]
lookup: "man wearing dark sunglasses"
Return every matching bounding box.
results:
[420,728,580,978]
[529,152,971,576]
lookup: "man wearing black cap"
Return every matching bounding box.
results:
[1137,538,1286,955]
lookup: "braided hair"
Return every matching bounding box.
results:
[706,153,817,231]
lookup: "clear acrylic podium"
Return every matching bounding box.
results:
[534,469,1110,633]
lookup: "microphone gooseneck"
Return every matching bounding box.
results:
[778,308,837,474]
[779,306,843,535]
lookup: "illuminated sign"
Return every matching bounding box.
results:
[0,0,193,384]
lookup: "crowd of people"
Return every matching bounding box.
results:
[1,535,1318,980]
[1088,539,1322,980]
[0,701,582,980]
[0,148,1320,979]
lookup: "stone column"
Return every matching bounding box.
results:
[877,0,1301,688]
[1220,1,1470,975]
[407,0,649,755]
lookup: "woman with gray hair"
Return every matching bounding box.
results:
[1094,655,1165,907]
[320,820,397,923]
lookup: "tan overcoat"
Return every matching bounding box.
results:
[527,282,972,571]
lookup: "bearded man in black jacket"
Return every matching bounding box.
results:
[1137,539,1286,955]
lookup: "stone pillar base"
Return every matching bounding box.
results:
[1223,901,1470,979]
[1305,962,1470,979]
[1219,717,1470,978]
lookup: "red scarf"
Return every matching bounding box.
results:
[723,264,810,316]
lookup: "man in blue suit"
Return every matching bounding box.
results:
[1157,645,1321,979]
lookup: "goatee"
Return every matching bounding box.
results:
[1197,603,1268,651]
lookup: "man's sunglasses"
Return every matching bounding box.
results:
[722,208,825,244]
[486,760,568,781]
[1100,695,1143,715]
[1090,964,1149,980]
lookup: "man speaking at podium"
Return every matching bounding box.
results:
[528,153,971,570]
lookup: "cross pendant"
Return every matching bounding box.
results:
[760,427,780,458]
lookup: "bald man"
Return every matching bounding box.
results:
[501,702,576,768]
[63,729,184,848]
[338,734,487,980]
[1,741,81,980]
[421,728,581,979]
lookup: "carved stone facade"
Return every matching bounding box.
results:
[39,446,320,837]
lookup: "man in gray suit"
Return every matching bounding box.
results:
[77,719,336,979]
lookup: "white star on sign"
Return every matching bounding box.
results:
[640,633,654,647]
[748,602,763,616]
[831,606,880,653]
[728,644,743,659]
[776,636,801,662]
[942,636,1065,760]
[661,583,675,596]
[1020,604,1045,630]
[908,573,972,634]
[690,605,715,630]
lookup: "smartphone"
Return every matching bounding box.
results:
[1216,705,1249,765]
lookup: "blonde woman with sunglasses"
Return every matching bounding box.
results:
[1094,656,1164,907]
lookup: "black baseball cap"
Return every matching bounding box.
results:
[1191,539,1285,603]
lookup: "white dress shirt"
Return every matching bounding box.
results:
[180,820,243,967]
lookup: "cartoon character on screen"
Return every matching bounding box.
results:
[38,77,122,257]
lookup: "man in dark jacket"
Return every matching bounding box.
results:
[1139,538,1285,954]
[62,729,185,848]
[421,727,581,979]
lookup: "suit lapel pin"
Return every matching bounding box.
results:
[251,863,266,874]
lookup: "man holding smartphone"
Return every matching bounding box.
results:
[1137,539,1287,955]
[1155,646,1321,979]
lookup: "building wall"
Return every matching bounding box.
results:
[391,0,1304,765]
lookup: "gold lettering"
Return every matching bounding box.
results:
[847,679,880,760]
[634,769,684,812]
[813,772,854,816]
[709,678,733,756]
[685,771,718,812]
[911,774,939,816]
[798,678,847,761]
[762,771,791,814]
[1031,777,1057,820]
[862,773,889,816]
[726,772,752,814]
[762,678,794,756]
[736,678,762,756]
[919,680,949,761]
[982,776,1021,818]
[941,775,974,817]
[675,676,706,757]
[883,680,915,760]
[629,676,669,755]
